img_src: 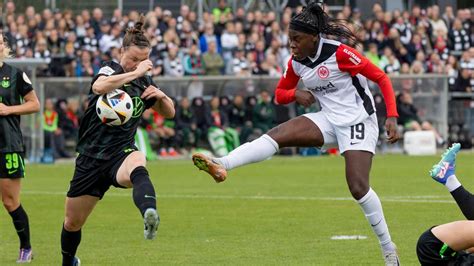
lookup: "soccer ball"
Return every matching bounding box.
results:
[96,89,134,126]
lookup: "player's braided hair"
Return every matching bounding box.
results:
[290,1,357,45]
[122,15,150,49]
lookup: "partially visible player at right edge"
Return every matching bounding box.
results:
[417,143,474,265]
[193,2,400,265]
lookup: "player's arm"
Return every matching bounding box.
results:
[275,58,310,105]
[92,60,153,95]
[431,221,474,251]
[0,90,40,116]
[336,44,400,143]
[142,85,175,118]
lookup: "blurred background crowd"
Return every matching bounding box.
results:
[1,0,473,159]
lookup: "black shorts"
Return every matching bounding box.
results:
[417,227,459,266]
[0,152,26,179]
[67,149,136,199]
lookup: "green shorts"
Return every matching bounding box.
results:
[0,152,26,179]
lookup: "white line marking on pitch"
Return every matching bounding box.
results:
[21,191,454,203]
[331,235,368,240]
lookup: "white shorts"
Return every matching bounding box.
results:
[302,112,379,154]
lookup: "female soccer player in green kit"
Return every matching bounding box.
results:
[60,18,175,266]
[0,33,40,263]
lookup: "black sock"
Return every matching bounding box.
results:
[130,166,157,216]
[61,225,81,266]
[451,186,474,220]
[9,204,31,249]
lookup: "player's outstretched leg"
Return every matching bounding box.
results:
[130,166,160,239]
[192,134,279,182]
[430,143,461,187]
[429,143,474,220]
[192,153,228,182]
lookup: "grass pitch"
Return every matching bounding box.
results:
[1,152,473,265]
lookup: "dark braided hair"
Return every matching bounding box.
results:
[122,15,150,49]
[290,1,357,45]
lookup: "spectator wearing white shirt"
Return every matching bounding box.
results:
[430,5,448,40]
[99,23,122,54]
[163,45,184,77]
[220,22,239,74]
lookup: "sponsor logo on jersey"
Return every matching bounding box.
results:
[1,77,10,88]
[343,48,361,65]
[317,66,330,79]
[310,81,335,92]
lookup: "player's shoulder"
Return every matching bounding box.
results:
[320,37,341,47]
[1,62,16,73]
[2,63,30,82]
[98,61,123,76]
[334,42,365,66]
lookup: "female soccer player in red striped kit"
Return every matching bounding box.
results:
[193,2,400,265]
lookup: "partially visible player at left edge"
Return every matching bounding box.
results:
[60,16,175,266]
[0,32,40,263]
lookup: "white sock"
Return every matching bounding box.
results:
[214,134,279,170]
[445,175,461,192]
[357,188,395,252]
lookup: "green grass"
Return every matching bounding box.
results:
[1,153,473,265]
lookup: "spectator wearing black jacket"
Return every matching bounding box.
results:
[397,91,445,144]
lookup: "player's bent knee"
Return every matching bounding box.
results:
[2,197,20,212]
[348,180,369,200]
[127,152,146,169]
[64,217,84,231]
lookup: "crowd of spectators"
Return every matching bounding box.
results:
[3,0,474,155]
[2,0,473,91]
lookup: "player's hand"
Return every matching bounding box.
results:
[134,60,153,77]
[141,85,167,101]
[295,90,315,107]
[385,117,400,144]
[0,103,11,116]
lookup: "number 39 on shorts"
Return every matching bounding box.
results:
[1,152,25,178]
[6,153,20,169]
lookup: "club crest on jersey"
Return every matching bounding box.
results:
[317,66,330,79]
[132,97,145,118]
[1,77,10,88]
